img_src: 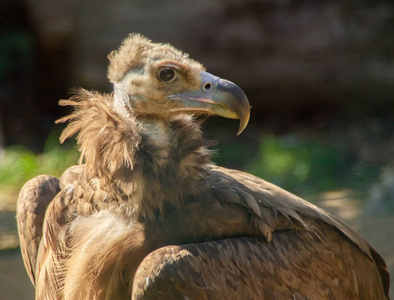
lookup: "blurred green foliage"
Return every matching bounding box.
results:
[246,135,380,197]
[0,130,79,190]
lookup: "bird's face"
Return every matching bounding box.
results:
[110,35,251,134]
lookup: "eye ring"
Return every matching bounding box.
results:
[157,67,176,82]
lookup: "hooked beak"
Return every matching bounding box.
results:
[168,71,251,135]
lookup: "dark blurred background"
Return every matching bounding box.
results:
[1,0,393,151]
[0,0,393,299]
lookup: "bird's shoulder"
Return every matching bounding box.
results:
[202,165,388,298]
[203,165,373,258]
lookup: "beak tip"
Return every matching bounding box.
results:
[236,111,250,135]
[236,103,251,135]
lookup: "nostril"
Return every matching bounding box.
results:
[204,83,212,90]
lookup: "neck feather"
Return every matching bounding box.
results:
[58,89,212,218]
[114,82,132,118]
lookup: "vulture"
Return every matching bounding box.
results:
[17,34,389,300]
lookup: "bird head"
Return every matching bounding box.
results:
[107,34,250,134]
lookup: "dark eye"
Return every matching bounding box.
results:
[157,68,176,82]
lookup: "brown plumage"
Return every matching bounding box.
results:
[17,34,389,299]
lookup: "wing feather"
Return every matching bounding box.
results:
[35,184,77,300]
[133,227,387,299]
[16,175,60,285]
[207,165,373,258]
[201,165,389,298]
[59,165,83,189]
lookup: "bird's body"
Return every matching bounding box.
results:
[17,35,389,299]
